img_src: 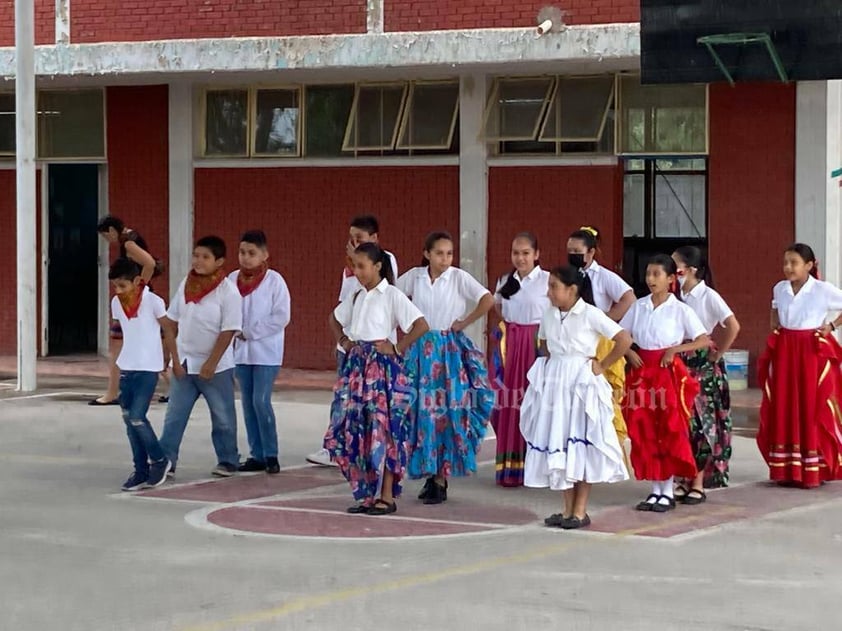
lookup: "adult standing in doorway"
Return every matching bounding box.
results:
[91,215,158,406]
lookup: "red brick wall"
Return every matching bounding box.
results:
[106,86,170,301]
[194,166,460,369]
[708,83,796,378]
[71,0,367,43]
[386,0,639,31]
[0,0,54,46]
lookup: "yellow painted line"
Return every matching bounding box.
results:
[179,514,701,631]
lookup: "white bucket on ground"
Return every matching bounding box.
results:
[723,349,749,391]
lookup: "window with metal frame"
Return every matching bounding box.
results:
[539,75,615,142]
[37,89,106,159]
[617,75,707,155]
[482,77,554,142]
[342,83,407,152]
[397,81,460,150]
[253,88,301,157]
[0,93,13,155]
[204,89,249,157]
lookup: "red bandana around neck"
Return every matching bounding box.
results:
[118,283,145,319]
[237,263,269,297]
[184,268,226,304]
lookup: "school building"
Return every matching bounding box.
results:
[1,1,840,377]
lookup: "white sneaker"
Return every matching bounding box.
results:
[305,448,337,467]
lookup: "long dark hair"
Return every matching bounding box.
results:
[550,265,595,307]
[420,231,453,267]
[499,232,539,300]
[674,245,715,288]
[355,242,394,284]
[786,243,820,279]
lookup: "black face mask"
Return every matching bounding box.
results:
[568,253,586,269]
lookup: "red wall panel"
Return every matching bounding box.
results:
[386,0,639,32]
[0,0,54,47]
[194,166,460,369]
[71,0,366,43]
[106,86,170,301]
[708,82,796,380]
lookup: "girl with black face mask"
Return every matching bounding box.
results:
[566,227,636,466]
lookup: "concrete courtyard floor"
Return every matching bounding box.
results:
[0,375,839,631]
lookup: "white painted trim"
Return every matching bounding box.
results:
[55,0,70,45]
[97,164,110,357]
[366,0,384,35]
[194,156,459,169]
[169,83,194,289]
[0,24,641,77]
[488,156,618,167]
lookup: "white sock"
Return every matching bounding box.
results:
[648,482,661,501]
[661,477,674,499]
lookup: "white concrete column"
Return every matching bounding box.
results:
[168,83,194,294]
[795,80,842,286]
[458,73,489,349]
[55,0,69,44]
[366,0,384,34]
[16,0,37,392]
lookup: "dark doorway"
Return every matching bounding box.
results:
[47,164,99,354]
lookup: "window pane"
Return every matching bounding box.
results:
[305,85,354,157]
[654,174,706,237]
[398,82,459,149]
[0,94,13,154]
[624,174,646,237]
[541,76,614,141]
[38,90,105,158]
[254,89,299,156]
[619,76,707,154]
[204,90,248,156]
[655,157,706,171]
[345,85,405,150]
[483,78,553,141]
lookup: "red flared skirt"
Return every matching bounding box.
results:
[622,349,699,481]
[756,328,842,488]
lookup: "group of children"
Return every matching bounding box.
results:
[100,211,842,530]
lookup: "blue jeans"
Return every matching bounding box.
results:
[235,364,280,462]
[159,368,239,468]
[119,370,165,477]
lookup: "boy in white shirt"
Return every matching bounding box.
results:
[306,214,398,467]
[160,236,243,478]
[229,230,291,475]
[108,258,173,491]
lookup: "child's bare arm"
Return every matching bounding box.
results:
[123,241,157,283]
[200,331,236,380]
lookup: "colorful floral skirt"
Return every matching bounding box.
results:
[623,349,699,481]
[682,348,732,488]
[493,322,539,487]
[405,330,494,479]
[323,342,414,504]
[757,328,842,488]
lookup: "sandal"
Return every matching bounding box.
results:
[346,504,369,514]
[682,488,707,505]
[561,514,591,530]
[651,496,676,513]
[673,482,689,500]
[367,500,397,516]
[544,513,568,527]
[635,494,660,511]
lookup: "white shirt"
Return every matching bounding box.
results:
[585,260,633,315]
[681,280,734,335]
[538,300,622,358]
[228,270,291,366]
[772,276,842,330]
[494,266,551,325]
[338,250,399,302]
[395,266,490,330]
[168,277,243,374]
[620,294,707,350]
[112,287,166,372]
[334,279,424,343]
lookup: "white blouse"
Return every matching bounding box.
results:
[772,276,842,330]
[538,300,623,358]
[395,266,490,331]
[620,294,707,350]
[333,279,424,343]
[585,260,633,315]
[338,250,399,302]
[494,266,551,325]
[681,280,734,335]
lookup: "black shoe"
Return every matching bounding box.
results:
[544,513,567,527]
[423,480,447,505]
[418,477,435,500]
[347,504,369,514]
[651,496,676,513]
[635,493,660,511]
[238,458,266,473]
[368,500,397,516]
[561,514,591,530]
[167,466,175,480]
[265,457,280,474]
[146,458,172,488]
[212,463,237,477]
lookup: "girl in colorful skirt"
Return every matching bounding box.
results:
[757,243,842,488]
[673,246,741,502]
[567,226,635,463]
[396,231,496,505]
[493,233,550,487]
[621,255,709,512]
[325,243,429,515]
[520,266,632,529]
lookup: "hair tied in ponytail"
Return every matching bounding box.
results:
[579,226,598,238]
